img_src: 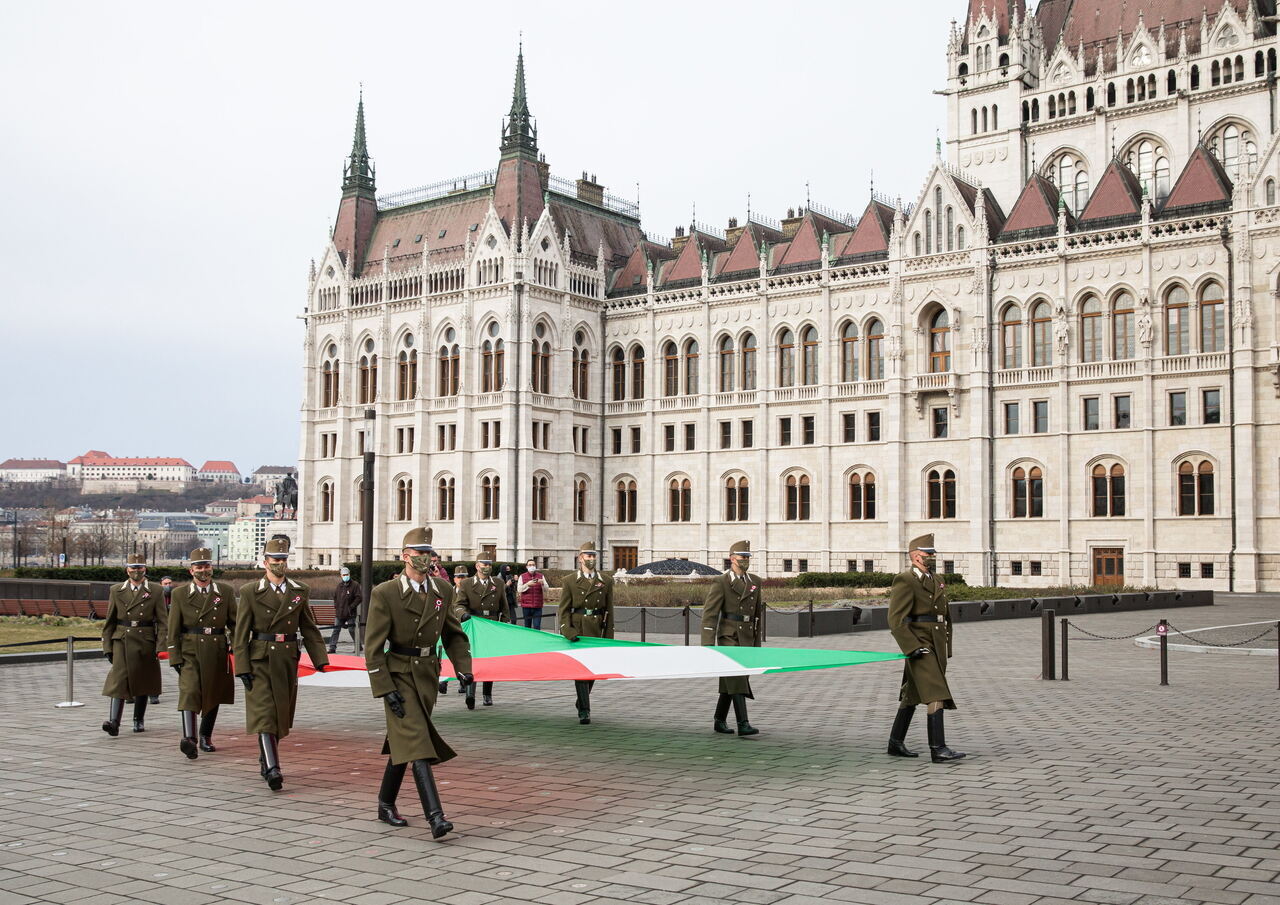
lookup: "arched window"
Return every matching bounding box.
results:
[866,319,884,380]
[1112,291,1135,360]
[1267,179,1277,206]
[630,346,646,398]
[800,326,819,385]
[1047,151,1089,216]
[1031,97,1040,120]
[1106,83,1115,106]
[531,475,549,521]
[396,333,418,400]
[1191,64,1200,90]
[574,479,588,522]
[725,476,750,521]
[683,339,699,395]
[971,108,978,135]
[1200,281,1225,352]
[839,321,859,382]
[1164,285,1189,356]
[1178,460,1215,516]
[1022,100,1030,123]
[1212,60,1221,85]
[982,106,989,132]
[1011,466,1044,518]
[740,332,758,390]
[928,309,950,373]
[957,226,965,249]
[321,344,340,407]
[1049,95,1057,118]
[1208,123,1258,180]
[615,479,637,522]
[1030,301,1052,367]
[438,328,460,396]
[1235,55,1244,82]
[480,475,500,520]
[668,478,692,522]
[1147,74,1156,97]
[531,322,551,394]
[1091,464,1126,516]
[358,339,377,404]
[913,232,922,256]
[924,210,933,254]
[1167,69,1177,93]
[927,469,957,519]
[481,323,505,393]
[572,330,590,400]
[785,474,811,521]
[992,104,998,130]
[1257,50,1265,77]
[1067,91,1076,114]
[1125,77,1135,103]
[437,477,455,520]
[717,335,735,393]
[777,328,796,387]
[1079,295,1103,362]
[1125,138,1171,201]
[1001,303,1023,369]
[945,206,954,251]
[848,471,876,519]
[395,478,413,521]
[1086,86,1095,109]
[662,341,679,396]
[319,481,334,522]
[610,347,626,401]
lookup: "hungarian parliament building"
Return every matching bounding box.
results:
[298,0,1280,591]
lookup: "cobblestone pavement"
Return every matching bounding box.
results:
[0,595,1277,905]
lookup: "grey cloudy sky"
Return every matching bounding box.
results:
[0,1,950,474]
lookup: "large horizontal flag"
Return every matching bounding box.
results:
[298,618,902,688]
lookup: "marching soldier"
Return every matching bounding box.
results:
[232,537,330,790]
[557,542,614,725]
[454,552,507,709]
[101,553,167,736]
[365,528,474,838]
[886,534,965,763]
[165,548,235,759]
[700,540,762,736]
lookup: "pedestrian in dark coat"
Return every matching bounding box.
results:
[100,553,167,736]
[165,548,235,758]
[557,542,614,724]
[328,566,362,652]
[700,540,762,736]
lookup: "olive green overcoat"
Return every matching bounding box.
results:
[557,572,614,641]
[165,580,236,712]
[101,579,167,700]
[887,568,956,709]
[231,577,329,736]
[365,574,472,765]
[454,575,508,622]
[700,569,763,696]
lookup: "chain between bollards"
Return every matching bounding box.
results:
[54,635,84,709]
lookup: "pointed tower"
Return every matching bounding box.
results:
[332,92,379,274]
[494,42,546,236]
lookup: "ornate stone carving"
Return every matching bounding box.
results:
[1053,301,1070,356]
[1136,293,1153,346]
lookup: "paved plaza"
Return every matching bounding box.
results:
[0,595,1277,905]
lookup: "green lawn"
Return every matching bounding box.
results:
[0,617,102,654]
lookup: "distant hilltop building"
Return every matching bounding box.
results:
[297,4,1280,591]
[67,450,195,494]
[196,460,242,483]
[0,459,66,483]
[252,466,295,495]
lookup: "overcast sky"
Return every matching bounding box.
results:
[0,1,951,474]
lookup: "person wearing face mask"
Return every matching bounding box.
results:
[328,567,362,654]
[232,536,330,791]
[454,552,508,708]
[701,540,763,736]
[886,534,965,763]
[153,577,176,704]
[558,542,614,725]
[101,553,168,736]
[516,558,549,630]
[165,549,235,758]
[364,527,474,838]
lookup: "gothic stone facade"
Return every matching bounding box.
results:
[299,2,1280,590]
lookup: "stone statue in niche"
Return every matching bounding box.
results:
[1136,294,1153,346]
[1053,302,1070,356]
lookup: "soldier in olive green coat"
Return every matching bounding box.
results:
[101,553,167,736]
[453,552,507,708]
[558,542,614,724]
[700,540,762,736]
[886,533,965,763]
[232,537,329,790]
[165,548,235,759]
[365,528,474,838]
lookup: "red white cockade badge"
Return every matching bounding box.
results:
[292,596,302,604]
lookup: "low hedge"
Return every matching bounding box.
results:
[792,571,967,589]
[13,566,225,581]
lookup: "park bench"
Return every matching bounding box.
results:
[310,603,336,626]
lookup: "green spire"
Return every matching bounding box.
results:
[343,90,375,194]
[501,41,538,155]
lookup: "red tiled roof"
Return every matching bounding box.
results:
[359,195,491,277]
[68,450,111,464]
[1160,144,1234,213]
[243,495,275,505]
[660,231,727,285]
[1038,1,1255,70]
[837,200,896,258]
[775,216,823,269]
[493,155,546,239]
[199,460,239,473]
[609,241,675,292]
[0,459,65,469]
[1000,174,1073,235]
[74,456,193,467]
[717,225,767,276]
[546,200,646,268]
[1077,157,1145,222]
[963,0,1026,49]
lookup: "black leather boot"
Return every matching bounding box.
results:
[132,697,148,733]
[259,733,284,790]
[575,680,591,724]
[888,707,918,757]
[731,694,759,736]
[438,680,448,695]
[377,759,408,827]
[713,693,733,734]
[102,698,124,736]
[180,711,198,759]
[198,707,218,752]
[411,760,453,839]
[464,680,476,710]
[482,681,493,706]
[927,710,966,763]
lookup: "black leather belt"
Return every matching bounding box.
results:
[907,615,947,624]
[721,613,750,622]
[572,608,606,616]
[389,642,437,657]
[184,627,226,635]
[124,620,154,628]
[254,632,298,643]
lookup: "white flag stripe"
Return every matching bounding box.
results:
[564,645,767,680]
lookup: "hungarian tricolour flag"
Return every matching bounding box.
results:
[299,617,902,687]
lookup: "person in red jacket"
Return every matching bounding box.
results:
[516,558,550,630]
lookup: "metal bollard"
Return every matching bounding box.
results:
[1060,617,1069,681]
[1158,619,1169,686]
[683,606,690,646]
[1276,622,1279,691]
[760,606,768,644]
[640,607,647,643]
[54,636,84,709]
[1041,609,1056,680]
[808,601,815,638]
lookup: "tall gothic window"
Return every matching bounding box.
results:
[1030,301,1052,367]
[725,476,749,521]
[1200,281,1225,353]
[784,474,811,521]
[531,475,549,521]
[436,476,455,520]
[848,471,876,519]
[395,478,413,521]
[929,310,950,373]
[1011,466,1044,518]
[358,339,377,404]
[927,469,957,519]
[840,321,859,382]
[718,335,735,393]
[615,479,637,522]
[1165,285,1189,356]
[481,323,505,393]
[683,339,699,395]
[740,333,758,389]
[1209,123,1258,180]
[1177,460,1215,516]
[321,344,340,407]
[630,346,646,398]
[662,341,679,396]
[531,322,551,394]
[438,328,460,396]
[668,478,692,522]
[866,319,884,380]
[800,326,819,385]
[574,479,587,522]
[1079,295,1103,362]
[481,475,501,520]
[1001,304,1023,369]
[1125,138,1170,201]
[777,329,795,387]
[1091,464,1125,517]
[319,481,334,522]
[571,330,590,400]
[610,347,627,401]
[396,333,418,400]
[1112,291,1135,360]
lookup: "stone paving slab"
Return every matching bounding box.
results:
[0,594,1277,905]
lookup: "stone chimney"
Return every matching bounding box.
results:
[782,207,805,239]
[725,216,745,246]
[672,225,689,252]
[576,171,604,207]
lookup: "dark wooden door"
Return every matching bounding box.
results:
[613,545,638,571]
[1092,548,1124,586]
